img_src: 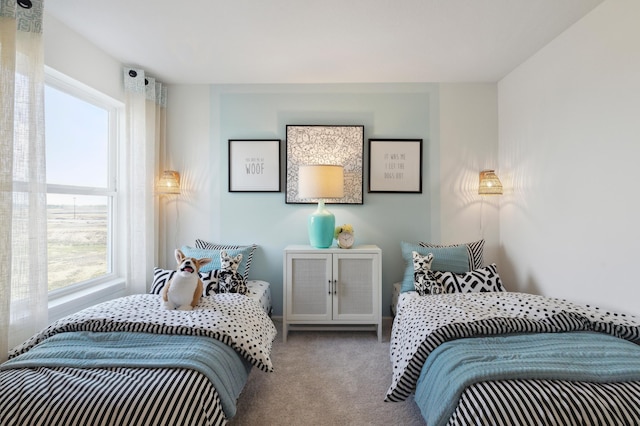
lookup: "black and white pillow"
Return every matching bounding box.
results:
[151,267,216,296]
[434,263,505,294]
[419,239,485,270]
[412,251,443,296]
[151,268,176,294]
[195,239,257,280]
[201,270,219,296]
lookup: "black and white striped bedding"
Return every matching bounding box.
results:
[450,379,640,425]
[1,366,224,426]
[0,293,277,426]
[386,292,640,425]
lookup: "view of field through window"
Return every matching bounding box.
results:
[47,195,108,292]
[45,80,112,293]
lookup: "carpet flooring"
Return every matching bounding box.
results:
[229,318,426,426]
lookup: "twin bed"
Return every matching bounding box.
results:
[0,239,275,426]
[388,240,640,425]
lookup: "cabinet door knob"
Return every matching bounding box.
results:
[333,279,337,295]
[328,279,332,295]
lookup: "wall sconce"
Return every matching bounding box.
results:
[298,165,344,248]
[478,170,503,195]
[156,170,181,195]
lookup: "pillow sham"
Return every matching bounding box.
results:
[151,267,216,296]
[194,239,257,279]
[419,239,484,270]
[434,263,505,294]
[181,244,256,279]
[195,239,253,251]
[400,241,470,293]
[151,267,175,294]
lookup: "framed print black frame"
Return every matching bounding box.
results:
[286,125,364,204]
[228,139,281,192]
[368,139,423,193]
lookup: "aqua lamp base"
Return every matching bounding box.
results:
[308,200,335,248]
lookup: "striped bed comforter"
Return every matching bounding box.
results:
[386,292,640,425]
[0,293,277,426]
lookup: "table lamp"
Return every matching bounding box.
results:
[298,165,344,248]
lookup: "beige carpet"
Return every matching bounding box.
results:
[229,318,426,426]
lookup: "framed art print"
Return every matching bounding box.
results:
[228,139,281,192]
[286,125,364,204]
[368,139,422,193]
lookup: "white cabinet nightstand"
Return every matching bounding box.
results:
[283,245,382,342]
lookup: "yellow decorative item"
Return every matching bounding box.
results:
[334,224,355,249]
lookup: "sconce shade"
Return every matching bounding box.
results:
[478,170,503,195]
[298,165,344,199]
[298,165,344,248]
[157,170,181,194]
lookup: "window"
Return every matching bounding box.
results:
[44,69,122,296]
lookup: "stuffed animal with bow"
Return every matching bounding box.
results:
[162,249,211,310]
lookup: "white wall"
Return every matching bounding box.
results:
[44,14,123,102]
[498,0,640,315]
[162,85,213,266]
[439,84,499,262]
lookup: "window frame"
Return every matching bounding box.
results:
[44,67,126,305]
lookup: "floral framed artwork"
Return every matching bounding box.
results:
[286,125,364,204]
[228,139,281,192]
[368,139,423,193]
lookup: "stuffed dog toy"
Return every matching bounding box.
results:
[217,250,248,294]
[412,251,443,296]
[162,249,211,310]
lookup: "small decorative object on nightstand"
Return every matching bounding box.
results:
[335,224,354,249]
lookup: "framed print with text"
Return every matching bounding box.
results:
[368,139,422,193]
[228,139,281,192]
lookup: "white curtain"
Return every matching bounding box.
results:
[123,68,167,294]
[0,0,48,361]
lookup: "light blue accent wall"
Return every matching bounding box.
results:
[210,84,440,317]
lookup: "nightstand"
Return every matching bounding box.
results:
[282,245,382,342]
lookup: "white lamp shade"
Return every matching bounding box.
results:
[156,170,181,194]
[298,165,344,199]
[478,169,503,195]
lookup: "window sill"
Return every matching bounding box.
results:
[48,278,127,323]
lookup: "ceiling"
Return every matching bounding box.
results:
[44,0,603,85]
